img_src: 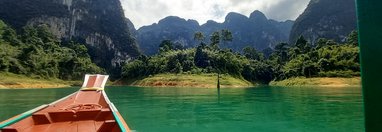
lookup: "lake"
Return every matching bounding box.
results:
[0,86,364,132]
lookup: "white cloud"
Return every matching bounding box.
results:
[120,0,310,29]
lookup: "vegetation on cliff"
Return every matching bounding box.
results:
[0,0,141,78]
[0,20,103,80]
[0,18,360,87]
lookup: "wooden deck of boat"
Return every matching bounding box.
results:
[0,74,130,132]
[5,120,114,132]
[1,90,125,132]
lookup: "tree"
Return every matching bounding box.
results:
[0,43,24,73]
[194,32,205,44]
[159,40,174,53]
[302,60,319,77]
[0,21,25,73]
[347,30,358,46]
[261,48,273,58]
[59,41,103,80]
[295,36,310,53]
[173,42,185,50]
[209,29,233,50]
[1,27,21,46]
[221,29,233,45]
[173,61,183,74]
[318,58,333,72]
[194,45,209,68]
[242,60,274,84]
[273,43,289,63]
[243,46,264,61]
[315,38,328,49]
[122,60,145,78]
[282,54,308,77]
[210,31,220,49]
[67,41,89,58]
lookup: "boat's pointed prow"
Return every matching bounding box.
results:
[0,74,130,132]
[81,74,109,91]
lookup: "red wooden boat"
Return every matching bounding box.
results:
[0,74,130,132]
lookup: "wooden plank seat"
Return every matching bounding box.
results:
[48,109,102,122]
[1,126,18,132]
[23,120,117,132]
[32,113,52,125]
[97,120,117,132]
[95,108,113,121]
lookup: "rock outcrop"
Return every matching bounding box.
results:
[289,0,357,44]
[0,0,140,77]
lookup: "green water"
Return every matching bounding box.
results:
[0,86,363,132]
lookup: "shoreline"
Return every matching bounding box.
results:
[1,72,361,89]
[116,73,255,88]
[270,77,361,87]
[0,72,80,89]
[0,83,72,89]
[0,81,76,89]
[122,75,361,88]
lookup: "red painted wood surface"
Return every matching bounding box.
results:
[1,90,130,132]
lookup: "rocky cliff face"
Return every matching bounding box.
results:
[0,0,140,76]
[137,10,293,55]
[289,0,357,44]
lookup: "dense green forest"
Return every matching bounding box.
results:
[0,18,359,84]
[122,30,360,84]
[0,20,103,80]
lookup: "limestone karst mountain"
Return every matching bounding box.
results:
[0,0,140,77]
[137,10,294,55]
[289,0,357,44]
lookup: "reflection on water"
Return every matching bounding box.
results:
[106,86,364,132]
[0,88,78,120]
[0,86,363,132]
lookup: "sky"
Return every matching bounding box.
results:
[120,0,311,29]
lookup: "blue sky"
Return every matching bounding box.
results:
[120,0,310,28]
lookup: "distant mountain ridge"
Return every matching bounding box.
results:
[289,0,357,44]
[137,10,294,55]
[138,16,200,55]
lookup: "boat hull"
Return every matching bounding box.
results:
[0,90,130,132]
